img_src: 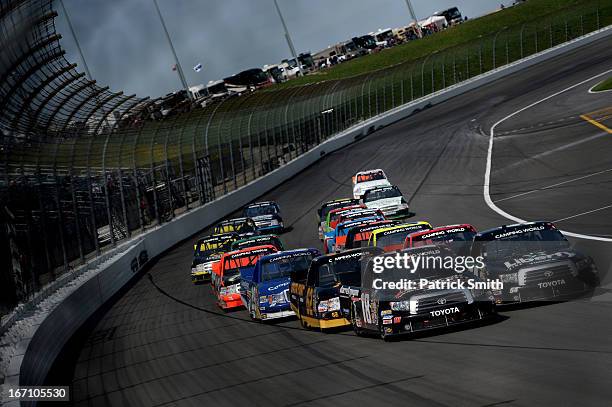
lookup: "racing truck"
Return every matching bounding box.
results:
[243,201,284,233]
[352,169,391,199]
[191,233,238,284]
[351,245,496,340]
[321,204,366,237]
[211,245,278,310]
[289,247,383,330]
[361,185,411,219]
[323,215,384,254]
[368,222,432,252]
[240,249,320,321]
[213,217,258,238]
[470,222,599,304]
[232,234,285,251]
[317,198,360,240]
[405,224,477,256]
[344,220,399,250]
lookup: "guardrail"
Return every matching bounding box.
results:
[1,22,611,407]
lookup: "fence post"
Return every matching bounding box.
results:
[535,28,538,53]
[441,56,445,89]
[148,126,162,225]
[117,168,130,238]
[452,53,456,84]
[375,79,379,115]
[580,14,584,36]
[284,88,301,160]
[465,49,470,79]
[54,171,68,272]
[520,24,525,59]
[549,22,553,48]
[478,36,483,74]
[564,18,568,41]
[69,173,85,263]
[204,100,226,194]
[368,77,373,117]
[162,119,176,220]
[505,35,509,65]
[431,61,435,93]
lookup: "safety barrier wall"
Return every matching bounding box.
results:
[1,23,611,406]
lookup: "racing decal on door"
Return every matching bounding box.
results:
[362,293,371,324]
[305,287,315,316]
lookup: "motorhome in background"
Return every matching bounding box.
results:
[351,34,378,51]
[280,58,302,77]
[298,52,315,70]
[372,28,394,47]
[224,68,273,93]
[189,84,210,107]
[207,79,229,99]
[434,6,463,25]
[263,64,286,83]
[394,24,421,41]
[189,84,208,99]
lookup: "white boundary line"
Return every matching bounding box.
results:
[553,204,612,223]
[494,167,612,203]
[484,68,612,242]
[588,81,612,93]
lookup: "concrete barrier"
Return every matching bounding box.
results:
[1,24,610,406]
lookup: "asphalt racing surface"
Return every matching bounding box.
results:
[69,37,612,407]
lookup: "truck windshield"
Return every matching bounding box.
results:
[261,254,313,282]
[356,171,385,183]
[376,225,430,248]
[245,205,277,217]
[480,228,569,261]
[364,187,401,202]
[319,256,364,287]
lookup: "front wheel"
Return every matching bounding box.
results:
[351,303,365,337]
[248,300,258,321]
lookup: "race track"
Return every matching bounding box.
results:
[68,37,612,407]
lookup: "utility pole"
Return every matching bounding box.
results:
[153,0,193,99]
[273,0,303,76]
[404,0,422,38]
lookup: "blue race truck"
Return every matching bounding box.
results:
[240,248,320,321]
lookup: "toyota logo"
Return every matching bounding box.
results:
[437,298,447,305]
[544,271,554,278]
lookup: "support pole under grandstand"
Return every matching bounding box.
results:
[273,0,304,76]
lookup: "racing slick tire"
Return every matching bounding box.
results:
[298,313,308,329]
[350,303,365,337]
[248,300,258,321]
[379,323,396,342]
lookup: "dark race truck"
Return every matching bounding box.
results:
[240,248,320,321]
[351,245,496,340]
[470,222,599,304]
[243,201,284,234]
[191,233,238,284]
[289,247,382,330]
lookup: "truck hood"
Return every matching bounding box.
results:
[353,180,391,196]
[487,249,580,274]
[365,197,403,210]
[259,278,291,294]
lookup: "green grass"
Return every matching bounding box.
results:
[592,76,612,91]
[277,0,607,88]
